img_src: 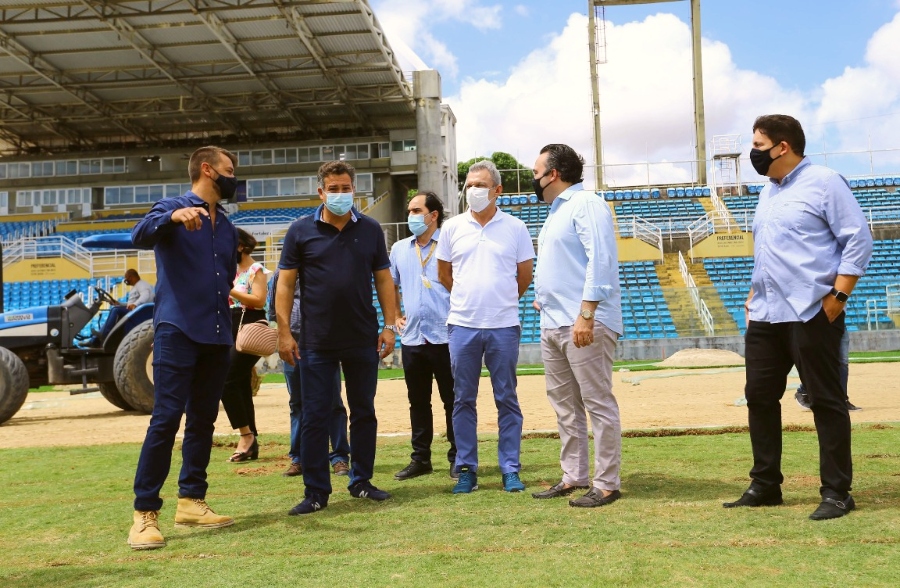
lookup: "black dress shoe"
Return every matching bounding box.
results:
[809,494,855,520]
[532,481,589,499]
[394,460,433,480]
[569,488,621,508]
[723,486,783,508]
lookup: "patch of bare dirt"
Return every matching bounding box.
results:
[2,363,899,449]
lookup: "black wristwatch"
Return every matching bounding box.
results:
[830,288,849,303]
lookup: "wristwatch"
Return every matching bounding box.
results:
[579,309,594,320]
[830,288,849,303]
[383,324,398,334]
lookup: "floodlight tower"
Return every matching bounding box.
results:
[589,0,707,188]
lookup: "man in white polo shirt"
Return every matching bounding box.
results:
[436,159,535,494]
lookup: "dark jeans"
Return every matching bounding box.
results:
[220,308,266,434]
[744,309,851,498]
[283,359,349,466]
[133,323,231,511]
[402,343,456,464]
[98,305,129,341]
[299,346,379,499]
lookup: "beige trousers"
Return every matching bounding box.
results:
[541,323,621,490]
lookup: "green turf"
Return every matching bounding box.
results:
[2,426,900,587]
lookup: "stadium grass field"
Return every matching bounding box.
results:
[2,424,900,586]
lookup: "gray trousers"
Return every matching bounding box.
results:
[541,323,621,490]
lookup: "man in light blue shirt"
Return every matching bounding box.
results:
[723,115,873,521]
[389,191,457,481]
[531,143,624,508]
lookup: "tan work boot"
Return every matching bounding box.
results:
[174,497,235,528]
[128,510,166,550]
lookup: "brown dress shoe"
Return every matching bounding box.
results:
[283,462,303,477]
[332,460,350,476]
[532,481,589,499]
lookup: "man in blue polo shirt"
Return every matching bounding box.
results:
[127,146,239,550]
[276,160,398,515]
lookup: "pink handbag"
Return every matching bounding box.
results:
[235,309,277,356]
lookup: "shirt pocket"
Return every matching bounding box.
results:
[773,199,808,231]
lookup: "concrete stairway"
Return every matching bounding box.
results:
[654,252,740,337]
[685,258,741,336]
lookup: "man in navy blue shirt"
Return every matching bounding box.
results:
[127,146,239,550]
[276,160,398,515]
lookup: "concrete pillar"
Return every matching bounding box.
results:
[413,70,445,206]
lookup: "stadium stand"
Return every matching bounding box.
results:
[615,199,707,237]
[619,261,678,339]
[704,247,900,335]
[229,207,317,224]
[0,220,57,241]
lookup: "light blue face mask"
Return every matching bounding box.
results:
[325,192,353,216]
[407,214,432,236]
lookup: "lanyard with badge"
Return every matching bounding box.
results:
[416,240,435,289]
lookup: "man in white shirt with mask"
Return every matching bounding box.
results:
[436,160,535,494]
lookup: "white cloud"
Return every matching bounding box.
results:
[445,12,808,187]
[374,0,503,78]
[514,4,529,17]
[812,11,900,175]
[443,9,900,187]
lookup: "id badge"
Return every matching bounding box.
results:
[421,275,432,289]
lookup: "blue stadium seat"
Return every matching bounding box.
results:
[849,179,858,189]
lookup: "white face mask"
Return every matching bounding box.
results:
[466,186,493,213]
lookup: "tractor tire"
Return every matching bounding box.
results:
[0,347,31,425]
[98,381,135,411]
[114,320,155,414]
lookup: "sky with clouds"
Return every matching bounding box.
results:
[372,0,900,187]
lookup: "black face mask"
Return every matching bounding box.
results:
[532,171,551,202]
[749,144,782,176]
[213,168,238,201]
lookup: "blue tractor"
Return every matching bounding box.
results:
[0,235,156,425]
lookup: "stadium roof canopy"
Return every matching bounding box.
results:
[0,0,415,155]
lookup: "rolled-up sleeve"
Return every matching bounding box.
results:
[823,173,873,276]
[575,197,617,303]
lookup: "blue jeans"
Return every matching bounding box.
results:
[448,325,523,474]
[98,305,129,341]
[298,346,379,499]
[283,360,349,466]
[133,324,231,511]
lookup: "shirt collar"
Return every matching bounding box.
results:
[551,183,583,210]
[466,206,504,225]
[315,203,358,223]
[770,157,810,187]
[186,191,225,213]
[408,228,440,246]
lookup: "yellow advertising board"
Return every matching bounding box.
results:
[691,232,755,258]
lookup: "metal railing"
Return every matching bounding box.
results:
[678,250,714,336]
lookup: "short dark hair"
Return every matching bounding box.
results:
[417,191,445,228]
[188,146,236,182]
[317,160,356,189]
[540,144,584,184]
[752,115,806,156]
[237,227,257,254]
[124,269,139,281]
